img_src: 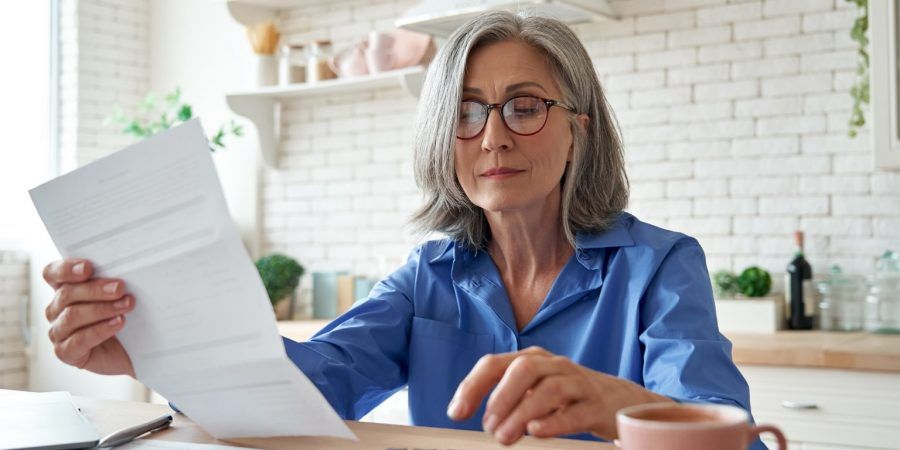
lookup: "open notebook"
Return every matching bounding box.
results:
[0,389,100,450]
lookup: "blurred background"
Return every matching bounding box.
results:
[1,1,898,447]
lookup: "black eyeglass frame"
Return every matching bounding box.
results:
[456,95,577,140]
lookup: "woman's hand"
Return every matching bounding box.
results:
[447,346,672,445]
[43,259,136,377]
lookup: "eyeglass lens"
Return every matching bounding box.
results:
[457,96,549,139]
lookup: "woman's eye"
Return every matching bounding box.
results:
[460,112,480,122]
[512,108,539,116]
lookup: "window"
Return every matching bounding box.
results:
[871,0,900,169]
[0,0,55,249]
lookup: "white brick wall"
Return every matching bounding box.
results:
[596,0,898,278]
[0,252,29,389]
[59,0,150,169]
[257,0,900,312]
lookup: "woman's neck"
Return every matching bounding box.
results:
[484,191,573,281]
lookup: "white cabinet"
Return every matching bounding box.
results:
[740,365,900,450]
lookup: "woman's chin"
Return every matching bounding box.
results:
[476,198,535,215]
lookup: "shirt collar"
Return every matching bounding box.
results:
[427,239,458,264]
[575,211,636,250]
[427,212,636,265]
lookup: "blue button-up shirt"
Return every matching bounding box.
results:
[282,212,765,449]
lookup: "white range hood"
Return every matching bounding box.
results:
[396,0,618,37]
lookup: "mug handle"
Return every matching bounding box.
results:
[748,424,787,450]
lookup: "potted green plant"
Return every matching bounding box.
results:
[105,87,243,151]
[255,253,305,320]
[713,266,780,333]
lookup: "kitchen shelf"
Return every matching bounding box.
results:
[395,0,618,37]
[223,0,618,167]
[225,0,619,37]
[225,66,426,167]
[224,0,310,27]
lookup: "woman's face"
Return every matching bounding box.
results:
[454,40,575,215]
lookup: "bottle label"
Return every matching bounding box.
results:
[784,274,815,322]
[802,279,814,318]
[784,273,792,320]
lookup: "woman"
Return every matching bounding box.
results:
[42,11,763,448]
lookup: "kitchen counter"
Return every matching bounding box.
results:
[278,319,330,342]
[726,330,900,373]
[277,321,900,373]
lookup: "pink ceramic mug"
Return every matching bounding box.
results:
[616,402,787,450]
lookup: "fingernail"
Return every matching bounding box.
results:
[73,262,85,276]
[103,282,119,294]
[108,316,122,325]
[114,298,129,309]
[495,426,514,443]
[447,398,463,419]
[483,414,498,433]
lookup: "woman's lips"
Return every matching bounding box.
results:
[480,167,525,179]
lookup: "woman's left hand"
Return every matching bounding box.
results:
[446,346,672,445]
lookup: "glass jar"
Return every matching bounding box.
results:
[279,44,306,85]
[306,39,335,83]
[864,250,900,334]
[815,265,864,331]
[864,277,900,333]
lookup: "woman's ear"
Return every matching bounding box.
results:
[568,114,590,162]
[576,114,590,134]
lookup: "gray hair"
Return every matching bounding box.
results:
[411,11,629,251]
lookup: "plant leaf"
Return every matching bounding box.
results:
[178,104,193,121]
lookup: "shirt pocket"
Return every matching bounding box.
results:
[407,316,495,429]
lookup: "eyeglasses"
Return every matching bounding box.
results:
[456,95,577,140]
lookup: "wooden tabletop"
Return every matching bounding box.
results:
[76,396,611,450]
[279,321,900,373]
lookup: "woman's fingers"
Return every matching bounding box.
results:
[448,352,519,420]
[526,401,597,439]
[53,314,127,368]
[448,346,557,422]
[48,296,134,344]
[42,259,93,289]
[483,353,569,431]
[491,374,582,444]
[45,278,126,322]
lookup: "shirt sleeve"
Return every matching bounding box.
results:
[281,246,420,420]
[638,237,767,449]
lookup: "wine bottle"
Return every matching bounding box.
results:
[785,230,814,329]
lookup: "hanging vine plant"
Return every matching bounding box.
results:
[846,0,869,138]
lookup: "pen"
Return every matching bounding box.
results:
[97,413,174,448]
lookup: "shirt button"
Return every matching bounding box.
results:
[471,279,481,288]
[577,250,590,261]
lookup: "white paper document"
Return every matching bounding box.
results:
[29,119,355,440]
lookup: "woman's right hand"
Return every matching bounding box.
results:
[43,259,136,377]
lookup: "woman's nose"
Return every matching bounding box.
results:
[481,109,513,152]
